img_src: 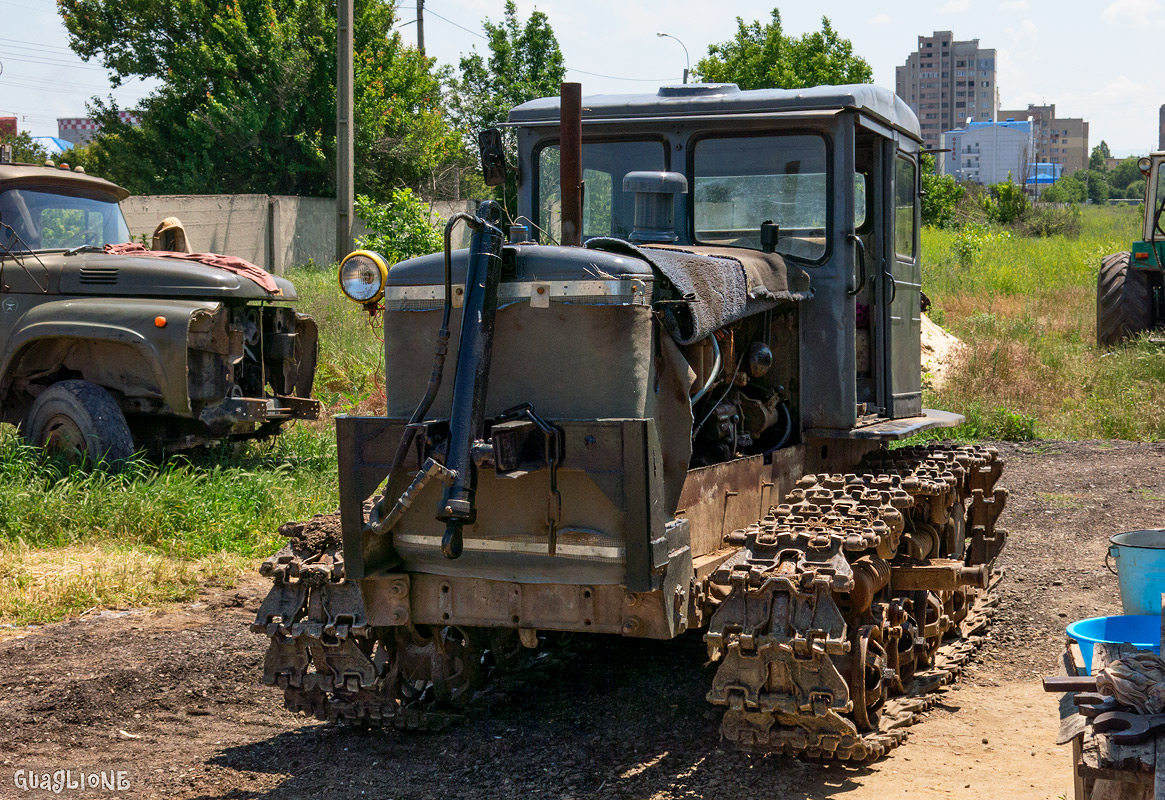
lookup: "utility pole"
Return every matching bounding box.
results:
[336,0,354,261]
[416,0,425,56]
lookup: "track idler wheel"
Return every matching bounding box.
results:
[849,624,889,732]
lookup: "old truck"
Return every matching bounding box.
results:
[254,82,1008,762]
[0,152,319,461]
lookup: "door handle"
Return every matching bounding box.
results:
[846,233,866,296]
[882,263,897,305]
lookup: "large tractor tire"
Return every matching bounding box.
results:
[1097,251,1153,346]
[23,379,135,468]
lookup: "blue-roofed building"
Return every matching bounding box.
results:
[940,119,1033,185]
[30,136,74,157]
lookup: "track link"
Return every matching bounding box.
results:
[704,444,1007,762]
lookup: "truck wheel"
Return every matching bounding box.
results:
[1097,251,1153,346]
[23,380,135,467]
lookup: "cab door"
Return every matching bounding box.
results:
[877,150,923,418]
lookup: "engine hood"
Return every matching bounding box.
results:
[57,252,297,300]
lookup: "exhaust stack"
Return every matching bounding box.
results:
[559,82,583,246]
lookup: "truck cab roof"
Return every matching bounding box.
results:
[0,163,130,201]
[508,82,922,141]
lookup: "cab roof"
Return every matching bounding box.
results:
[508,83,921,141]
[0,163,130,200]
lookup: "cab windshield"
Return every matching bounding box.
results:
[693,134,829,263]
[0,187,130,253]
[536,140,667,241]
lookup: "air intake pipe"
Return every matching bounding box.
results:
[438,200,506,558]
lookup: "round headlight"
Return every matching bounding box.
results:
[1138,156,1153,176]
[338,250,388,304]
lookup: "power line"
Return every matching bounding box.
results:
[0,36,77,54]
[422,5,485,40]
[0,51,109,72]
[423,2,680,83]
[0,0,57,14]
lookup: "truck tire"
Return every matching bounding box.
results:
[1097,251,1153,347]
[23,380,135,467]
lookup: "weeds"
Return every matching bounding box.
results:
[922,204,1159,442]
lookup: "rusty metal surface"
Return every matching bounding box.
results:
[558,82,583,247]
[703,443,1007,761]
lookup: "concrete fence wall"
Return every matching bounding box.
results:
[121,194,479,275]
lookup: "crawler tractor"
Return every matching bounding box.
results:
[1097,151,1165,346]
[254,82,1008,761]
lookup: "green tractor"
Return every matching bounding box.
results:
[1097,152,1165,346]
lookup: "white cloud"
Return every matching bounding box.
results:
[1020,18,1039,34]
[867,13,892,24]
[999,0,1029,9]
[941,0,970,11]
[1102,0,1165,26]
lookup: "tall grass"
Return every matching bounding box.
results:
[920,204,1164,441]
[288,266,386,415]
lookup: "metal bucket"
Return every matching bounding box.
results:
[1107,529,1165,615]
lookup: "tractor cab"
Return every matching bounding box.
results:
[508,83,946,433]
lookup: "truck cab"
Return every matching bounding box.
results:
[0,156,319,461]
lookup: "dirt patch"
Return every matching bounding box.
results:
[2,440,1163,799]
[921,313,965,391]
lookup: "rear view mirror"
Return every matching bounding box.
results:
[478,129,507,187]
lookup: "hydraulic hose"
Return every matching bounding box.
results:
[438,200,506,558]
[367,212,481,536]
[690,335,721,405]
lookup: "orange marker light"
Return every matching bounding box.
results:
[154,316,167,328]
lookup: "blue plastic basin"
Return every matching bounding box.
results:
[1066,615,1161,675]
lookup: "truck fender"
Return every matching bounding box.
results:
[0,297,221,416]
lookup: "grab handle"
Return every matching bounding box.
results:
[1106,546,1119,576]
[846,233,867,296]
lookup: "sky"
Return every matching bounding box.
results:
[1,0,1161,157]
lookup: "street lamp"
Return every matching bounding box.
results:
[656,32,689,84]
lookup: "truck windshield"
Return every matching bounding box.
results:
[694,134,828,262]
[537,140,667,241]
[0,187,130,253]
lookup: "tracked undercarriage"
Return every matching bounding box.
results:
[254,442,1006,760]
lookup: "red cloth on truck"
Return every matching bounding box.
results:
[103,242,281,294]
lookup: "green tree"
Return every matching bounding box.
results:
[920,153,964,229]
[354,189,442,263]
[1077,168,1110,204]
[1089,141,1112,172]
[1110,156,1142,191]
[445,1,565,208]
[446,1,566,136]
[694,10,872,90]
[60,0,469,199]
[981,175,1028,224]
[1039,173,1087,204]
[0,130,48,164]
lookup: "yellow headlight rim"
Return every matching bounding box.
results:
[338,250,389,305]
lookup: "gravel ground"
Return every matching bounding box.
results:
[2,439,1163,800]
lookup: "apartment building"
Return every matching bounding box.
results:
[895,31,999,151]
[996,104,1088,175]
[941,120,1032,185]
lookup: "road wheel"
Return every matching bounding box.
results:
[1097,251,1154,346]
[23,380,135,467]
